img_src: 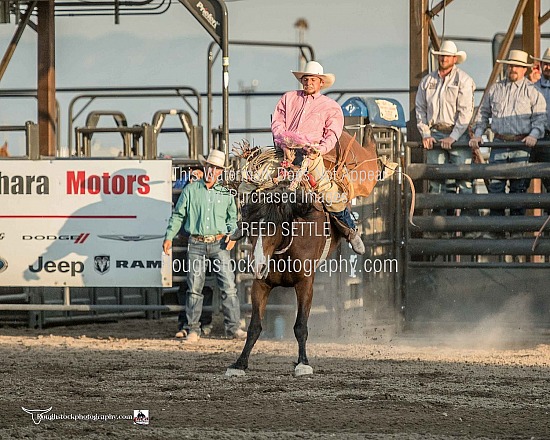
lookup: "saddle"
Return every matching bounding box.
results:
[324,129,380,200]
[233,128,383,201]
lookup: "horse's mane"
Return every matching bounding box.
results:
[245,187,314,226]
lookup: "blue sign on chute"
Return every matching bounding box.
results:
[341,97,369,117]
[341,96,406,128]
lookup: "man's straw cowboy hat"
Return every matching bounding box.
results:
[497,49,533,67]
[291,61,335,90]
[431,40,467,64]
[198,149,230,169]
[531,47,550,63]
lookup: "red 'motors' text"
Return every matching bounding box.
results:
[66,171,150,195]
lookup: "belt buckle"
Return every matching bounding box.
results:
[203,235,216,243]
[433,123,453,133]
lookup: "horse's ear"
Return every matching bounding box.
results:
[363,124,375,147]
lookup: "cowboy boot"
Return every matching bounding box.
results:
[330,208,365,255]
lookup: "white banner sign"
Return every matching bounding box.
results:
[0,160,172,287]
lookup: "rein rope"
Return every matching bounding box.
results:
[532,214,550,252]
[316,212,333,267]
[273,233,294,255]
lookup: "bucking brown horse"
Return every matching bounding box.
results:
[226,127,380,377]
[225,187,344,376]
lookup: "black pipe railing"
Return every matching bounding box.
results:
[405,141,550,258]
[414,193,550,209]
[411,216,549,232]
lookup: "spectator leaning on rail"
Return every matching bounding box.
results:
[470,50,546,219]
[163,150,246,343]
[415,40,476,218]
[530,47,550,194]
[269,61,365,255]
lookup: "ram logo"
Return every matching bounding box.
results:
[94,255,110,274]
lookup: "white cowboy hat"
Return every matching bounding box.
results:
[431,40,467,64]
[531,47,550,63]
[497,49,532,67]
[198,149,230,169]
[291,61,335,90]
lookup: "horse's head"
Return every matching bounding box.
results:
[244,186,311,279]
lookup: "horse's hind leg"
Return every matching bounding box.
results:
[226,280,271,376]
[294,278,314,376]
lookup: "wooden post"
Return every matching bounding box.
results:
[0,2,36,83]
[37,0,56,156]
[523,0,540,59]
[469,0,529,130]
[408,0,430,142]
[427,0,456,51]
[523,0,542,261]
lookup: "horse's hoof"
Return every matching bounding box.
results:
[294,363,313,377]
[225,368,246,377]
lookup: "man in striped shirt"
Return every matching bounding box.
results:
[530,48,550,193]
[470,50,546,216]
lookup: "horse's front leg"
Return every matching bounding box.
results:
[293,278,314,376]
[226,280,271,376]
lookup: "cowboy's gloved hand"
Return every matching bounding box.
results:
[224,235,236,251]
[469,137,483,150]
[422,137,435,150]
[522,135,538,148]
[440,137,455,150]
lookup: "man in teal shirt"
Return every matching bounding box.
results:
[163,150,245,343]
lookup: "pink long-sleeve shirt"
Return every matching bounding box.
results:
[271,90,344,155]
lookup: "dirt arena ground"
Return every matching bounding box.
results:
[0,317,548,439]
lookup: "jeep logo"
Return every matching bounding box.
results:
[28,256,84,277]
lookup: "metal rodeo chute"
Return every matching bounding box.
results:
[178,0,230,159]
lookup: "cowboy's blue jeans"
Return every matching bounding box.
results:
[488,140,530,216]
[426,130,473,195]
[331,207,357,230]
[186,237,240,336]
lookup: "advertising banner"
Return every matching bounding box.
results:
[0,160,172,287]
[178,0,225,47]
